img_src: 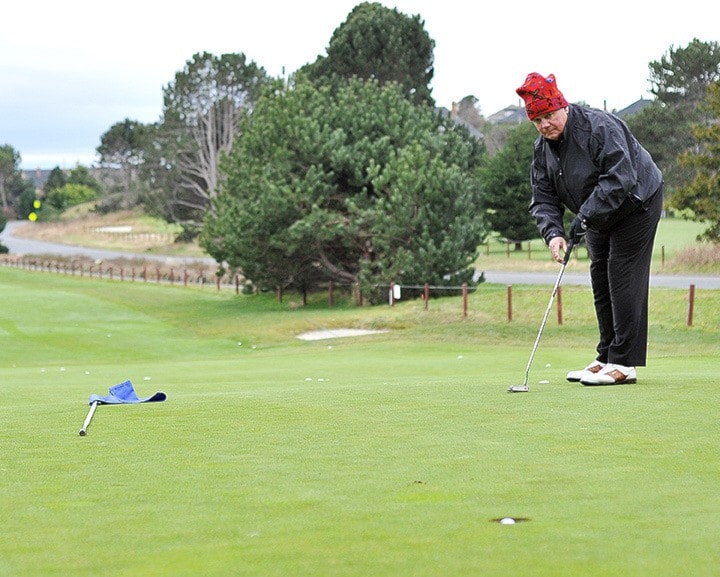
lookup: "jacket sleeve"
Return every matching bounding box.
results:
[529,142,566,244]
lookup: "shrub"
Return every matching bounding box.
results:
[46,183,98,210]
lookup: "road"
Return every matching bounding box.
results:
[3,220,720,289]
[0,221,214,267]
[479,270,720,289]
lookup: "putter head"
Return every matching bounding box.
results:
[508,384,529,393]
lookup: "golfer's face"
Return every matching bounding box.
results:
[532,107,568,140]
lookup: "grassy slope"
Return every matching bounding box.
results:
[1,268,719,577]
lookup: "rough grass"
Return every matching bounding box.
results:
[475,217,720,273]
[670,243,720,272]
[2,269,720,577]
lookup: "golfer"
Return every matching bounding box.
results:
[516,72,664,385]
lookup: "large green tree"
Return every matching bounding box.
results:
[43,167,66,195]
[479,121,538,249]
[97,119,150,209]
[201,78,486,303]
[143,52,271,229]
[628,38,720,194]
[303,2,435,106]
[0,144,36,220]
[66,165,101,195]
[672,81,720,241]
[0,145,21,213]
[649,38,720,106]
[0,209,6,253]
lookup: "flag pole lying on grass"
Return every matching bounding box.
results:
[79,400,98,436]
[78,379,167,436]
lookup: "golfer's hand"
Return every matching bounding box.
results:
[549,236,567,264]
[569,214,588,243]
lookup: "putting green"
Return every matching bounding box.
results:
[1,268,719,577]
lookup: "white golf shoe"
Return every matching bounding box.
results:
[580,363,637,386]
[566,360,605,382]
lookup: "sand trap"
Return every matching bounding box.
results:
[95,226,133,233]
[297,328,389,341]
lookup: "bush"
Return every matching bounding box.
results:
[175,223,202,243]
[46,183,98,210]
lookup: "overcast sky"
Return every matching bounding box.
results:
[2,0,717,170]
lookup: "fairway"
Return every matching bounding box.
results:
[2,267,720,577]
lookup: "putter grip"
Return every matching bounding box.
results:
[563,239,575,265]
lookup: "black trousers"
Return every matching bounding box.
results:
[584,187,664,367]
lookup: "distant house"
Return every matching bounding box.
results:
[486,105,526,125]
[614,98,653,119]
[22,169,53,195]
[435,104,483,140]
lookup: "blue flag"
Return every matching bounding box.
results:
[88,380,167,405]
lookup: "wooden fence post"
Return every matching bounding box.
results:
[556,286,563,325]
[462,283,468,318]
[507,285,512,322]
[688,284,695,327]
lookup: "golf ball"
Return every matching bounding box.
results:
[500,517,516,525]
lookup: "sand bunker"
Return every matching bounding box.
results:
[297,328,389,341]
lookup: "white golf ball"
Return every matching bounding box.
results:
[500,517,516,525]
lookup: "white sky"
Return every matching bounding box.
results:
[2,0,717,169]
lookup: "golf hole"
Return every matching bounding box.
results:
[491,517,530,524]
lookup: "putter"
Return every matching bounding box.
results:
[508,240,575,393]
[79,400,99,436]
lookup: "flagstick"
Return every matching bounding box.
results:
[79,401,99,436]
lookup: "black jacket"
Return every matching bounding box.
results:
[529,105,663,244]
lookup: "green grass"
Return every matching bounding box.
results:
[475,216,713,273]
[2,267,720,576]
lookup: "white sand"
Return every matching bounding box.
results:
[297,328,389,341]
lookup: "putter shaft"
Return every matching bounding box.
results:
[509,241,574,393]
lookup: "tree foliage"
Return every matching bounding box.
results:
[303,2,435,106]
[142,52,271,228]
[479,121,538,248]
[97,119,150,168]
[0,144,37,221]
[629,39,720,193]
[97,119,150,209]
[46,183,98,210]
[66,165,102,194]
[0,209,6,253]
[201,78,486,303]
[44,167,67,194]
[649,38,720,107]
[673,82,720,241]
[17,182,40,221]
[0,144,22,214]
